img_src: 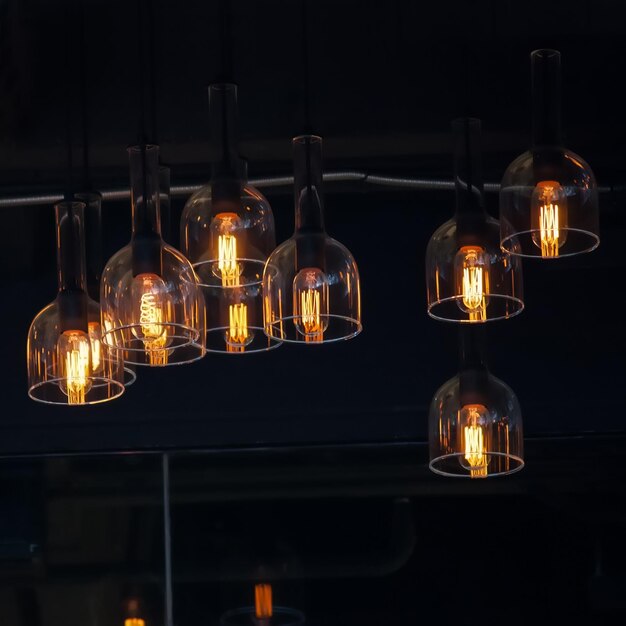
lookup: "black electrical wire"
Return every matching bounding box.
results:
[301,0,313,134]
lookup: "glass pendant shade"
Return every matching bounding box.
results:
[181,84,279,354]
[263,135,362,344]
[426,118,524,323]
[428,327,524,478]
[75,190,137,386]
[100,144,206,366]
[27,201,126,405]
[500,49,599,258]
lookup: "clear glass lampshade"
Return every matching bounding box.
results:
[263,135,362,344]
[100,145,206,366]
[426,118,523,323]
[428,371,524,478]
[500,147,599,258]
[500,49,599,258]
[181,84,280,354]
[27,201,125,405]
[181,182,279,354]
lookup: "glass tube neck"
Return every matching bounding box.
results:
[531,49,563,148]
[129,144,163,276]
[55,200,89,332]
[452,118,487,221]
[293,135,325,234]
[208,83,247,182]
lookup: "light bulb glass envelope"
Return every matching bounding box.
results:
[426,216,524,322]
[428,372,524,478]
[181,182,280,353]
[500,148,599,258]
[28,296,125,405]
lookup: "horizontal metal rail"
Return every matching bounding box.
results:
[0,171,614,208]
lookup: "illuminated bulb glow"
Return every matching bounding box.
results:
[125,620,146,626]
[462,404,489,478]
[215,212,242,287]
[456,246,488,322]
[532,181,567,258]
[58,330,91,405]
[255,584,273,619]
[539,202,560,257]
[227,303,249,352]
[293,268,329,343]
[132,273,169,365]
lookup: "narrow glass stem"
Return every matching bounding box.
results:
[293,135,325,233]
[129,144,163,276]
[531,49,562,147]
[209,83,246,181]
[452,117,486,219]
[458,326,489,405]
[55,201,88,332]
[75,191,102,303]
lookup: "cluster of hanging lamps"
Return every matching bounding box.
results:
[263,134,362,344]
[426,118,525,478]
[180,84,279,354]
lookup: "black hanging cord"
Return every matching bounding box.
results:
[78,0,90,190]
[63,0,77,202]
[217,0,234,83]
[301,0,312,134]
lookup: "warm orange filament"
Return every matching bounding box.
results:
[300,288,323,342]
[539,202,560,258]
[227,303,249,352]
[460,246,487,322]
[255,584,273,619]
[125,620,146,626]
[216,213,241,287]
[139,289,168,365]
[463,405,488,478]
[59,331,91,404]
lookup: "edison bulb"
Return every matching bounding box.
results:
[293,267,329,342]
[57,330,92,404]
[225,300,255,352]
[211,212,244,286]
[124,620,145,626]
[458,403,491,478]
[454,246,490,321]
[130,273,171,365]
[255,583,273,620]
[87,321,103,374]
[531,180,568,257]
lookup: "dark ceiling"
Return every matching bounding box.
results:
[0,0,625,457]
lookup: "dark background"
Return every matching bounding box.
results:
[0,1,625,624]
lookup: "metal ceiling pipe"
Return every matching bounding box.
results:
[0,172,613,207]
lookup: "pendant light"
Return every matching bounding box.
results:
[100,144,206,366]
[426,118,524,322]
[27,200,126,405]
[180,84,280,354]
[428,326,524,478]
[500,49,600,258]
[263,135,362,343]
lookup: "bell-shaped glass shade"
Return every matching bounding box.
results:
[500,148,599,257]
[426,118,523,323]
[263,135,362,344]
[181,182,279,354]
[428,371,524,478]
[426,216,524,322]
[181,84,279,354]
[100,145,206,366]
[500,49,599,258]
[27,201,125,405]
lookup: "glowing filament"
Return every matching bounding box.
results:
[532,181,568,258]
[131,273,170,365]
[255,584,273,619]
[462,405,489,478]
[456,246,488,322]
[218,233,239,286]
[125,620,145,626]
[293,268,329,342]
[58,330,92,405]
[227,302,249,352]
[539,202,560,257]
